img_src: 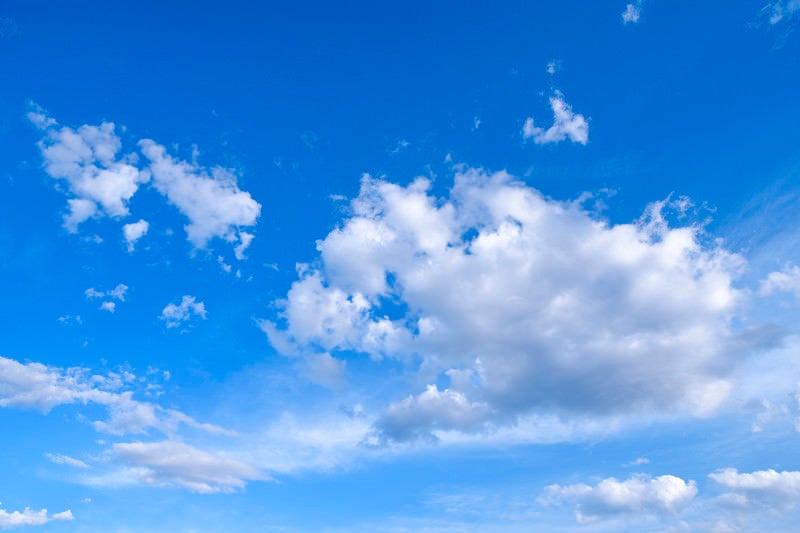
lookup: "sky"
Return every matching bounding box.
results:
[1,1,800,531]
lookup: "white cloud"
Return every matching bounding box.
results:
[0,505,73,529]
[28,104,149,232]
[765,0,800,24]
[138,140,261,249]
[122,219,149,252]
[546,60,561,74]
[540,474,698,523]
[759,264,800,297]
[160,295,207,328]
[622,1,643,24]
[523,92,589,145]
[265,168,749,441]
[85,283,128,302]
[377,385,493,442]
[99,301,116,313]
[710,469,800,510]
[44,452,89,469]
[112,440,263,493]
[0,355,228,436]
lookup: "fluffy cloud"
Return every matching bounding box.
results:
[540,474,697,523]
[710,469,800,510]
[0,355,228,436]
[759,264,800,297]
[139,140,261,249]
[28,105,149,232]
[0,505,72,530]
[622,1,643,24]
[123,219,149,252]
[112,440,263,493]
[29,105,261,254]
[265,168,748,441]
[160,295,207,328]
[523,92,588,145]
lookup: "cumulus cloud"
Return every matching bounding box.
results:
[622,1,643,24]
[160,295,207,328]
[85,284,128,302]
[264,168,748,441]
[522,92,588,145]
[765,0,800,24]
[759,264,800,297]
[139,140,260,249]
[28,104,149,232]
[539,474,697,523]
[112,440,263,493]
[123,219,149,252]
[0,355,228,436]
[29,105,261,255]
[0,505,73,529]
[710,468,800,510]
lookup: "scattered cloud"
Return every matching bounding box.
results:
[0,505,73,529]
[759,264,800,297]
[28,105,261,255]
[539,474,697,523]
[112,440,263,493]
[764,0,800,24]
[28,104,149,232]
[122,219,149,252]
[546,60,561,74]
[523,92,588,145]
[265,168,750,442]
[85,284,128,302]
[0,355,228,436]
[160,295,207,328]
[622,1,643,24]
[139,140,261,250]
[710,468,800,510]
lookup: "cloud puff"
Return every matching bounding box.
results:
[29,105,261,254]
[139,140,261,249]
[160,295,207,328]
[622,1,643,24]
[523,92,588,145]
[540,474,697,523]
[28,105,149,232]
[0,355,228,436]
[112,440,263,493]
[123,219,149,252]
[265,168,747,441]
[759,264,800,297]
[710,469,800,510]
[0,505,73,529]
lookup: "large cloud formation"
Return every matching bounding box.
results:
[265,167,749,441]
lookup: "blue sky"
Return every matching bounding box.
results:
[1,1,800,531]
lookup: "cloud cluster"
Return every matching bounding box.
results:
[265,168,748,441]
[28,105,148,232]
[0,505,72,530]
[540,474,698,523]
[622,1,643,24]
[0,355,227,435]
[85,283,128,313]
[139,140,260,249]
[710,468,800,510]
[29,105,260,254]
[160,295,207,328]
[523,92,588,145]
